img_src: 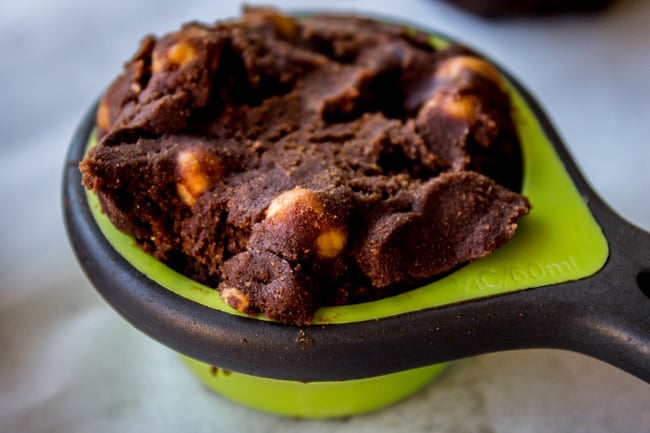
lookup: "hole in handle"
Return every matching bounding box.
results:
[637,269,650,299]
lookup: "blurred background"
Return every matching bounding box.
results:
[1,0,648,432]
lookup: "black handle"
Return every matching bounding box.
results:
[513,79,650,380]
[452,73,650,381]
[438,199,650,382]
[542,199,650,381]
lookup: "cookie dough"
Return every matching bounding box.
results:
[81,8,530,325]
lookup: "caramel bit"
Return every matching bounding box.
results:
[96,99,110,131]
[151,54,164,74]
[245,7,300,39]
[220,287,250,312]
[436,55,503,86]
[261,187,349,260]
[444,94,480,121]
[266,187,323,219]
[264,10,299,39]
[422,92,479,122]
[176,147,223,206]
[315,228,347,259]
[152,40,198,74]
[168,41,198,65]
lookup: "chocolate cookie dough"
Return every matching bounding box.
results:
[80,7,530,325]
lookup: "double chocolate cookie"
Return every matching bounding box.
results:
[80,7,530,325]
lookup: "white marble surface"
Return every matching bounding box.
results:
[1,0,648,432]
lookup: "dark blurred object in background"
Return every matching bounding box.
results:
[441,0,614,18]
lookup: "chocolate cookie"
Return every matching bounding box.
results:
[80,7,530,325]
